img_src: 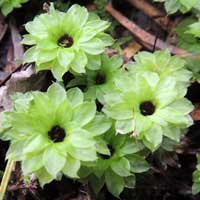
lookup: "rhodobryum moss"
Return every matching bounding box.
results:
[22,4,113,81]
[68,54,123,103]
[153,0,199,14]
[175,18,200,82]
[79,130,149,197]
[175,18,200,53]
[103,71,193,151]
[0,0,28,16]
[188,20,200,38]
[0,83,112,186]
[129,50,191,81]
[127,50,192,96]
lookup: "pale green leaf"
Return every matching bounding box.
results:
[103,103,133,120]
[124,175,136,189]
[80,38,104,55]
[111,157,131,177]
[67,145,97,161]
[84,115,112,136]
[115,119,135,134]
[144,125,163,151]
[66,4,88,28]
[128,155,149,173]
[35,168,54,187]
[73,101,96,126]
[47,83,66,107]
[118,140,144,156]
[23,135,49,155]
[43,147,66,178]
[23,46,38,64]
[105,169,124,197]
[62,156,80,178]
[70,50,87,73]
[66,87,83,107]
[58,49,75,69]
[22,154,43,175]
[86,54,101,70]
[69,134,95,149]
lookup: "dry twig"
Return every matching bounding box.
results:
[125,0,172,30]
[191,103,200,121]
[105,5,200,60]
[123,41,142,62]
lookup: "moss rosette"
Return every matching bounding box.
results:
[68,54,124,103]
[153,0,199,14]
[81,130,148,197]
[103,71,194,151]
[0,83,111,186]
[85,54,124,102]
[22,4,113,81]
[127,49,192,97]
[188,20,200,38]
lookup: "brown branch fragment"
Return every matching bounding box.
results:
[125,0,172,30]
[191,103,200,121]
[105,5,200,60]
[123,41,142,62]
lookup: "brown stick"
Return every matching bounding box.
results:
[105,5,200,60]
[191,103,200,121]
[123,41,142,62]
[125,0,172,30]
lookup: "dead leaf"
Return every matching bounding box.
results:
[0,14,7,42]
[0,65,48,111]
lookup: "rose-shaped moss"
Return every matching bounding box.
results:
[22,4,113,81]
[79,129,148,197]
[187,20,200,38]
[103,71,193,151]
[0,83,112,186]
[0,0,28,16]
[153,0,199,14]
[68,54,123,103]
[127,49,192,97]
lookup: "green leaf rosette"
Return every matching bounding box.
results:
[68,54,123,103]
[188,20,200,38]
[0,0,28,16]
[153,0,199,14]
[22,4,114,81]
[103,71,194,151]
[0,83,112,186]
[80,130,149,197]
[127,49,192,97]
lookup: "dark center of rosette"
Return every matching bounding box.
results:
[140,101,155,116]
[48,125,66,143]
[100,145,115,160]
[95,72,106,85]
[58,34,73,48]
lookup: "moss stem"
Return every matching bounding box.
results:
[0,159,15,200]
